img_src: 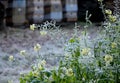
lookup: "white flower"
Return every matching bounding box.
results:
[81,48,90,56]
[40,30,47,36]
[111,42,117,48]
[9,55,14,61]
[34,43,41,51]
[105,9,112,15]
[20,50,26,56]
[30,24,36,31]
[32,70,39,77]
[108,15,117,22]
[66,68,73,76]
[104,55,113,62]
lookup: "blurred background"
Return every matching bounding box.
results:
[0,0,114,27]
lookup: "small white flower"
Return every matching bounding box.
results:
[30,24,36,31]
[66,68,73,76]
[9,55,14,61]
[40,30,47,36]
[81,48,90,56]
[105,9,112,15]
[34,43,41,51]
[20,50,26,56]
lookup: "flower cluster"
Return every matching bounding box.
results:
[31,60,46,77]
[108,15,117,22]
[105,9,117,22]
[104,55,113,63]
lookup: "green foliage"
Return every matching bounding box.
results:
[20,1,120,83]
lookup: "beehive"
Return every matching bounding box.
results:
[12,0,26,26]
[50,0,63,22]
[64,0,78,12]
[62,0,78,22]
[44,0,51,20]
[27,0,44,23]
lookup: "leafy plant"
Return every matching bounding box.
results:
[19,0,120,83]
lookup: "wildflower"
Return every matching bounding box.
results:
[32,70,39,77]
[30,24,36,31]
[98,0,103,2]
[41,60,46,66]
[34,43,41,51]
[66,68,73,76]
[81,48,90,55]
[40,30,47,36]
[111,42,117,48]
[105,9,112,15]
[9,55,14,61]
[108,15,117,22]
[20,50,26,56]
[104,55,113,63]
[38,64,43,70]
